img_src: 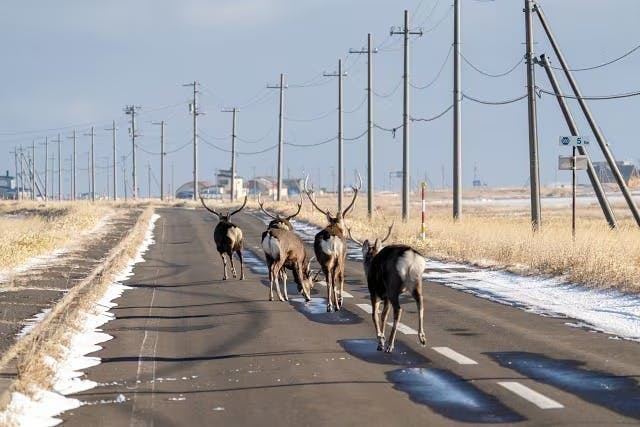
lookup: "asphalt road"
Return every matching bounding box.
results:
[62,207,640,426]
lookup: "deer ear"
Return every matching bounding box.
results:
[326,211,332,222]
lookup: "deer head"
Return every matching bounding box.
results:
[200,195,248,222]
[303,173,362,231]
[348,222,394,271]
[257,194,303,231]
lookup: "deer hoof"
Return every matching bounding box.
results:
[384,345,394,353]
[326,305,334,313]
[376,344,384,351]
[419,333,427,346]
[269,296,274,301]
[338,297,343,307]
[240,275,245,280]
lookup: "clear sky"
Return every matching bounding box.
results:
[1,0,639,197]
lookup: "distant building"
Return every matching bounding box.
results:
[175,181,213,199]
[0,171,17,199]
[593,161,640,187]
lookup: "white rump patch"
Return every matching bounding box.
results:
[396,251,426,292]
[227,226,242,243]
[320,236,344,257]
[262,234,280,260]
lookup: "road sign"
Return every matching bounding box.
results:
[559,135,590,146]
[558,155,588,170]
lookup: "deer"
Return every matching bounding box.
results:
[303,174,361,312]
[200,195,248,281]
[348,223,427,353]
[258,195,311,301]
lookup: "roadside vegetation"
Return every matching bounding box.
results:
[264,193,640,293]
[0,201,112,272]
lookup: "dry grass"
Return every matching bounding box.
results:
[1,207,153,400]
[261,192,640,293]
[0,201,112,271]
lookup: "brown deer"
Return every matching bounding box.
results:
[258,195,309,301]
[200,196,247,280]
[304,174,361,312]
[348,223,427,353]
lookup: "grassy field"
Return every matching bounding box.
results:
[245,190,640,293]
[0,201,112,272]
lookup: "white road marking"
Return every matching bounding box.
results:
[498,382,564,409]
[431,347,478,365]
[355,303,418,335]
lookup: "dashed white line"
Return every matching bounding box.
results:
[498,382,564,409]
[355,303,418,335]
[431,346,478,365]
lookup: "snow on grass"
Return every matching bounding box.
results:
[263,213,640,343]
[0,213,160,427]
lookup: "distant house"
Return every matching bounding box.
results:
[0,171,17,199]
[593,161,640,187]
[175,181,213,199]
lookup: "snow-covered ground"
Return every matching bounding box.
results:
[0,213,160,427]
[251,212,640,343]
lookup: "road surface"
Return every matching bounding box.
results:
[62,207,640,426]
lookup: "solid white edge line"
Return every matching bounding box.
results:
[355,304,418,335]
[498,382,564,409]
[431,346,478,365]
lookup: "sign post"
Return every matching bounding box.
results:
[558,135,590,240]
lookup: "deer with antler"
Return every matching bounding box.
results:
[200,196,248,280]
[258,195,313,302]
[304,174,361,312]
[348,223,427,353]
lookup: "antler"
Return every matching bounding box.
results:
[380,221,394,244]
[257,194,279,220]
[342,171,363,218]
[303,175,329,216]
[200,196,222,217]
[347,227,363,247]
[285,195,304,220]
[229,195,248,217]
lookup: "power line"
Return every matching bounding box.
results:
[411,44,453,89]
[461,52,524,78]
[236,123,276,144]
[343,129,368,142]
[536,86,640,101]
[285,108,335,122]
[462,92,528,105]
[199,134,278,155]
[422,5,453,33]
[344,93,368,114]
[373,79,403,98]
[284,135,337,147]
[550,41,640,72]
[410,104,454,121]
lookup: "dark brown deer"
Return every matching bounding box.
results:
[200,196,247,280]
[304,174,361,312]
[348,223,427,353]
[261,227,313,302]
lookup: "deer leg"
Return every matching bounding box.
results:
[371,297,385,351]
[237,250,245,280]
[380,298,391,348]
[229,251,237,278]
[332,268,341,311]
[220,252,228,280]
[268,262,274,301]
[385,298,403,353]
[337,267,345,309]
[412,287,426,346]
[323,265,333,312]
[281,269,288,301]
[274,262,285,302]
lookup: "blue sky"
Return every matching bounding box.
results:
[1,0,639,196]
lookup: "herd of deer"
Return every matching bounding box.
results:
[199,176,427,353]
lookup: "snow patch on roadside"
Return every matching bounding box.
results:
[17,309,52,338]
[0,213,160,427]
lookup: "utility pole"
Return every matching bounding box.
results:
[222,108,239,200]
[43,137,48,200]
[12,147,18,200]
[171,161,175,202]
[538,54,617,229]
[524,0,541,230]
[147,162,151,199]
[66,130,77,200]
[84,126,96,202]
[19,146,24,200]
[105,121,118,201]
[453,0,462,220]
[267,74,286,201]
[124,105,141,200]
[121,155,128,202]
[349,33,378,219]
[535,5,640,228]
[324,60,348,211]
[55,134,61,201]
[183,81,201,200]
[31,140,36,200]
[152,120,166,201]
[392,10,423,221]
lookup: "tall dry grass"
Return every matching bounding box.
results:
[0,201,111,271]
[262,193,640,292]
